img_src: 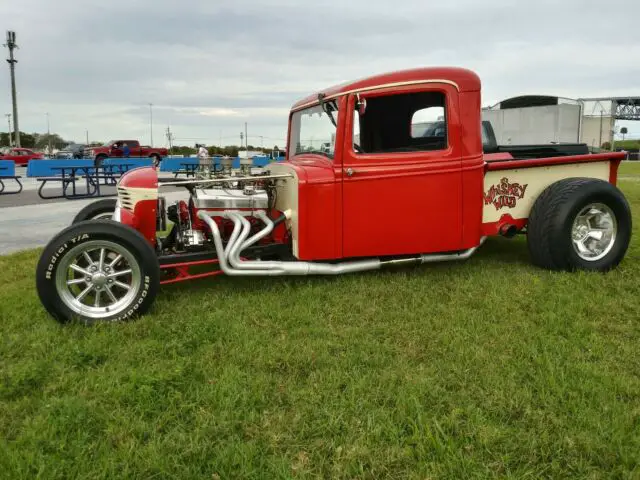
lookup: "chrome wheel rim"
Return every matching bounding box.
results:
[55,240,141,319]
[571,203,617,262]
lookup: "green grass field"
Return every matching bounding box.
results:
[1,164,640,479]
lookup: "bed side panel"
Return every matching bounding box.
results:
[482,161,610,224]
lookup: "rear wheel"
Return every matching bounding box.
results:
[94,154,108,168]
[150,154,161,167]
[36,220,160,324]
[527,178,631,272]
[72,199,118,223]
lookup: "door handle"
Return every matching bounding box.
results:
[345,167,355,177]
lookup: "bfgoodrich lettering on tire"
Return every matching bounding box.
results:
[36,220,160,324]
[527,178,632,272]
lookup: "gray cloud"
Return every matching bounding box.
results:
[1,0,639,146]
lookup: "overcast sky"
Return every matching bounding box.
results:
[1,0,639,147]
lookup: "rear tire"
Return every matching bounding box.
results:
[36,220,160,324]
[527,178,631,272]
[150,154,161,167]
[72,199,117,223]
[94,155,108,168]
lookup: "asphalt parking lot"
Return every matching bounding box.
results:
[0,169,186,254]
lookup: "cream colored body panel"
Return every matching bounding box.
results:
[267,163,300,257]
[117,186,158,212]
[482,161,610,223]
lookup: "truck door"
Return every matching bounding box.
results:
[128,141,141,157]
[341,84,463,257]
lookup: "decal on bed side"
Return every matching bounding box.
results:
[482,161,611,224]
[483,177,528,211]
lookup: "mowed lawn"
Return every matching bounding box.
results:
[1,165,640,479]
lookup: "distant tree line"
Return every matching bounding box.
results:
[1,131,281,157]
[1,131,74,150]
[0,132,70,149]
[171,145,279,157]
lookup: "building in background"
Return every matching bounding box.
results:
[482,96,582,146]
[482,95,640,151]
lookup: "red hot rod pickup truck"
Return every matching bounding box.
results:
[36,67,632,324]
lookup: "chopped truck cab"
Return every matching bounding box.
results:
[36,67,632,324]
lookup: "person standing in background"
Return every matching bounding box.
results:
[122,142,131,158]
[197,144,208,159]
[197,144,210,175]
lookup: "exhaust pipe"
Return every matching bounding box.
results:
[197,211,485,277]
[499,223,518,238]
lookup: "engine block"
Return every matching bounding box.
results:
[192,187,269,210]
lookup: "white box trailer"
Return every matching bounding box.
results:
[482,103,582,145]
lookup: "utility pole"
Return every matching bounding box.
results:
[4,31,20,147]
[165,126,174,154]
[46,112,51,154]
[245,122,248,153]
[599,111,603,149]
[85,129,89,144]
[239,131,244,156]
[148,103,153,147]
[5,114,12,146]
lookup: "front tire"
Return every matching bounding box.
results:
[72,199,118,223]
[527,178,632,272]
[36,220,160,324]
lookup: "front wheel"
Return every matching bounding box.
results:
[72,199,118,223]
[36,220,160,324]
[527,178,632,272]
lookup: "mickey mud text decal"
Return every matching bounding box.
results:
[484,177,528,210]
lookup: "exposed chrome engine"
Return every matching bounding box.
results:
[158,175,283,253]
[192,186,269,210]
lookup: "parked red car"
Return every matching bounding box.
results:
[0,147,44,166]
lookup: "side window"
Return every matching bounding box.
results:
[353,91,447,154]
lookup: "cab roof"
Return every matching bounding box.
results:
[291,67,481,111]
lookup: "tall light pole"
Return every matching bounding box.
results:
[5,113,12,146]
[46,112,51,153]
[148,103,153,147]
[85,129,89,144]
[4,31,20,147]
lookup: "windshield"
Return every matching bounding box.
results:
[104,140,116,146]
[288,101,338,159]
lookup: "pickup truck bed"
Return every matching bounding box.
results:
[482,120,590,160]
